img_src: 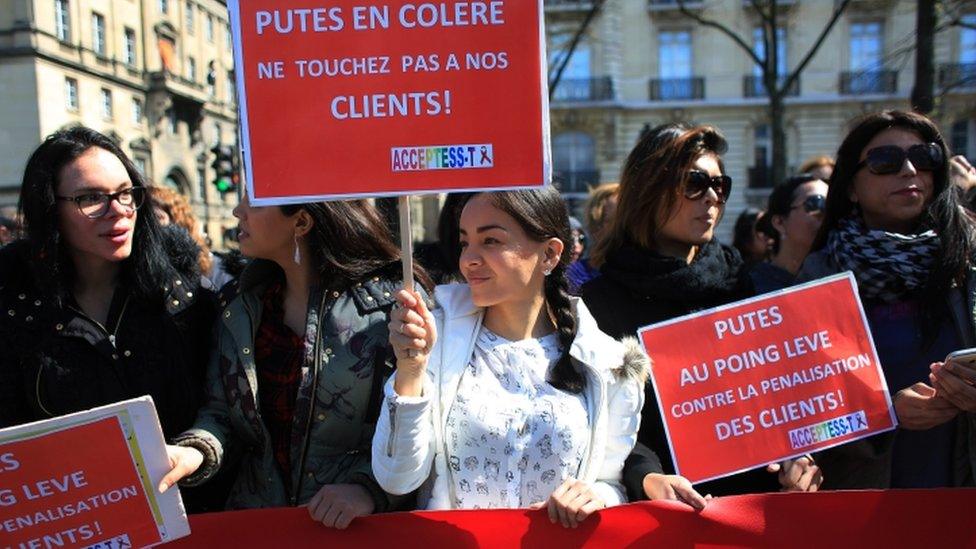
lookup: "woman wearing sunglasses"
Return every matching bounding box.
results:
[798,110,976,490]
[745,174,828,295]
[581,124,782,508]
[0,128,222,509]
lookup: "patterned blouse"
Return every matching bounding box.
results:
[444,326,590,509]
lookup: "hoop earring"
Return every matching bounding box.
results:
[293,234,301,265]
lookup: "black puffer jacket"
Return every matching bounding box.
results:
[581,239,779,498]
[0,228,215,438]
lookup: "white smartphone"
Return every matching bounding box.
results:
[945,347,976,366]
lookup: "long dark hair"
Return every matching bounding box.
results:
[590,123,728,268]
[280,200,430,290]
[813,110,975,340]
[19,126,177,304]
[459,187,584,394]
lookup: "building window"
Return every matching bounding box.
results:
[167,107,178,134]
[55,0,71,42]
[65,77,78,111]
[961,14,976,63]
[225,70,235,103]
[206,14,214,42]
[187,56,196,81]
[159,0,168,15]
[753,27,787,76]
[92,12,106,55]
[655,30,696,100]
[749,124,773,188]
[659,30,693,79]
[124,28,137,66]
[553,132,597,195]
[549,32,593,101]
[101,88,113,120]
[186,2,195,34]
[224,25,232,51]
[134,157,148,175]
[850,21,883,71]
[132,97,143,125]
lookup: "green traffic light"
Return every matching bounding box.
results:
[216,177,233,193]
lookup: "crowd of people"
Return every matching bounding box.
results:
[2,109,975,528]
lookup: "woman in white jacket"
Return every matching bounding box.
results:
[372,188,648,528]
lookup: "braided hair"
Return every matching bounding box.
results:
[460,187,584,393]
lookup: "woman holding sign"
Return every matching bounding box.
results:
[0,127,222,511]
[581,124,785,506]
[800,110,976,489]
[161,195,428,527]
[372,187,648,528]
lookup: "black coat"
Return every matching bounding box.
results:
[0,232,215,436]
[581,239,780,498]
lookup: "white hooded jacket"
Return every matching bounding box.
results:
[371,283,649,509]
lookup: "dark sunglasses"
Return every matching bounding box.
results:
[791,193,826,214]
[856,143,943,175]
[685,171,732,204]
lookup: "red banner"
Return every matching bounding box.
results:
[639,274,896,484]
[228,0,549,205]
[171,490,976,548]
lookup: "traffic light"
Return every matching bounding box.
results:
[210,144,238,194]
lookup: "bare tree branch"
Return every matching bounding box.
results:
[781,0,853,91]
[677,0,764,66]
[548,0,608,100]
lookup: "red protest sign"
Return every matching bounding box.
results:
[0,398,189,548]
[228,0,549,205]
[638,273,897,484]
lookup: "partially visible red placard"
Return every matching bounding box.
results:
[0,398,189,548]
[228,0,549,205]
[638,273,897,484]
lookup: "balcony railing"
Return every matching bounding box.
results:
[554,170,600,194]
[544,0,594,10]
[648,0,703,10]
[748,166,772,189]
[839,70,898,95]
[649,77,705,100]
[939,63,976,90]
[743,75,800,98]
[551,77,615,102]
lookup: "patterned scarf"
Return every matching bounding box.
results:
[826,215,940,303]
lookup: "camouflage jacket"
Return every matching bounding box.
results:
[174,259,416,511]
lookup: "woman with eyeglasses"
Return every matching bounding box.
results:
[582,124,785,508]
[745,174,828,295]
[797,110,976,490]
[0,127,221,507]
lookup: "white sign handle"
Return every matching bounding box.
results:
[399,195,415,293]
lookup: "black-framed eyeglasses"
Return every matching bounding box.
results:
[856,143,943,175]
[791,193,826,214]
[685,171,732,204]
[55,187,146,219]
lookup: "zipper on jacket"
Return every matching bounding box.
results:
[386,399,398,457]
[293,291,329,501]
[67,295,130,349]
